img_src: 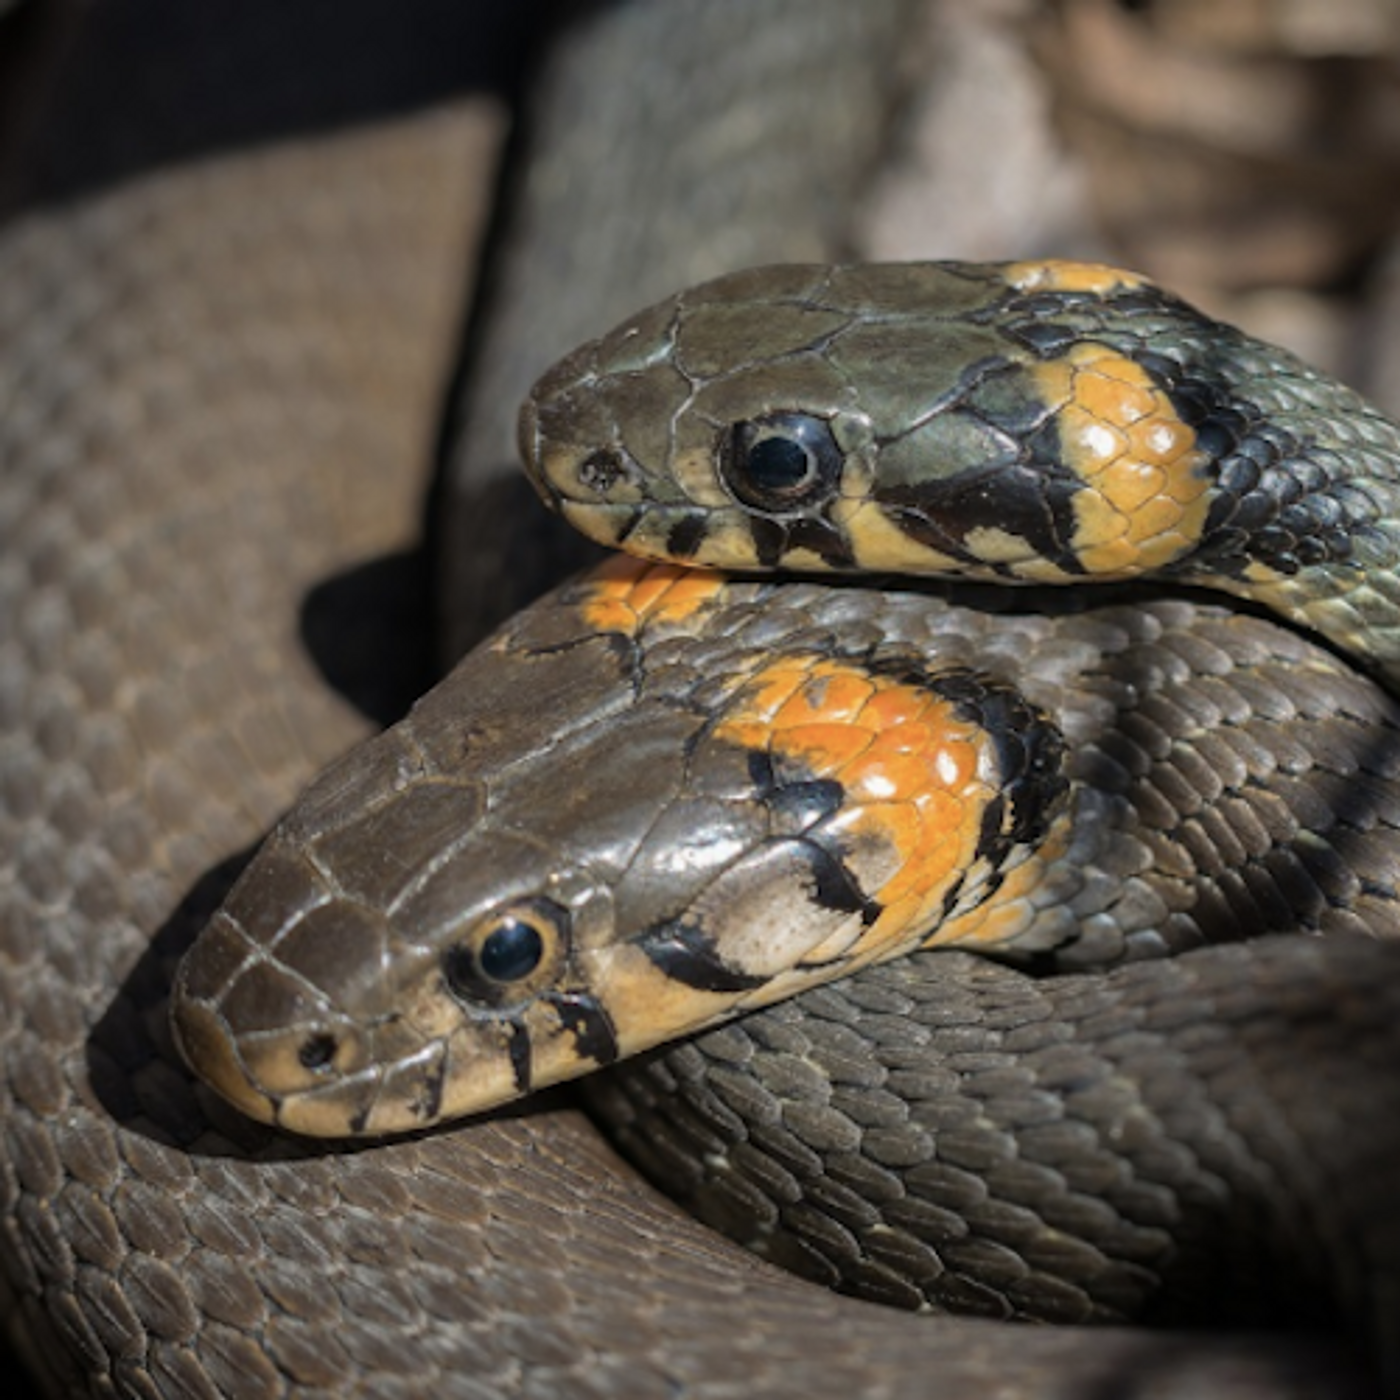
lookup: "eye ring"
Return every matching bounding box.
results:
[442,898,570,1009]
[720,412,844,515]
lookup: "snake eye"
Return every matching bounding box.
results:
[442,899,569,1008]
[721,412,843,514]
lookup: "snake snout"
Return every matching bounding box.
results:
[171,898,393,1131]
[519,373,653,526]
[169,824,454,1136]
[517,303,719,562]
[170,986,366,1129]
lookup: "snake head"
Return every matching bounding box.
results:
[171,564,1070,1137]
[168,608,760,1138]
[520,258,1241,586]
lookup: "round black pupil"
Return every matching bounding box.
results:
[479,918,545,982]
[747,434,812,492]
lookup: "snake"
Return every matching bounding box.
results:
[3,3,1398,1399]
[172,250,1400,1367]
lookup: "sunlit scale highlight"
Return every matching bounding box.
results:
[1033,344,1211,575]
[577,555,729,635]
[713,657,1005,957]
[1005,258,1149,296]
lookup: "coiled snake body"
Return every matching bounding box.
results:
[173,256,1400,1382]
[4,5,1400,1400]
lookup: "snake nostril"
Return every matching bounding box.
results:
[578,448,631,494]
[298,1032,339,1073]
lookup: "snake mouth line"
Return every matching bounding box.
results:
[174,992,459,1138]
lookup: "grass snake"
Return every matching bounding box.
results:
[3,4,1398,1398]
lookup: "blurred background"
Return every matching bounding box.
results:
[869,0,1400,408]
